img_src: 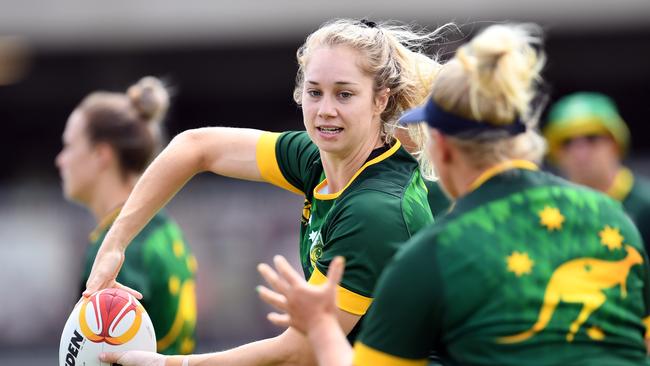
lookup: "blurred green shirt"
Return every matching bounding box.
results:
[82,210,197,355]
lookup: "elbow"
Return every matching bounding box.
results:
[169,128,213,172]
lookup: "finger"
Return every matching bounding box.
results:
[326,256,345,287]
[99,352,123,362]
[115,281,143,300]
[83,277,107,298]
[258,263,290,295]
[267,312,291,328]
[256,285,288,312]
[273,255,304,287]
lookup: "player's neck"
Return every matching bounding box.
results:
[88,173,137,223]
[320,138,383,193]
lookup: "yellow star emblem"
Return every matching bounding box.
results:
[506,251,534,277]
[586,326,605,341]
[539,206,564,231]
[599,225,624,251]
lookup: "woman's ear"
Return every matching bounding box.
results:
[93,142,116,170]
[374,88,390,116]
[431,129,453,164]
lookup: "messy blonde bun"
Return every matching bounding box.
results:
[432,24,547,166]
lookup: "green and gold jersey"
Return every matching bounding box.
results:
[82,209,197,355]
[424,180,452,219]
[355,160,650,366]
[607,167,650,249]
[256,131,433,341]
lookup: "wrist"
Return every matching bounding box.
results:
[308,313,340,339]
[165,355,190,366]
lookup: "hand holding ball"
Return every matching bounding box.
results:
[59,288,156,366]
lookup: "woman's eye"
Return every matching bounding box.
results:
[307,90,321,97]
[339,92,353,99]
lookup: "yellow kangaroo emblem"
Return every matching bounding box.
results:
[498,245,643,344]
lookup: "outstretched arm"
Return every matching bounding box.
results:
[100,258,358,366]
[100,256,358,366]
[85,127,265,297]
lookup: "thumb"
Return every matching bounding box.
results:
[326,256,345,288]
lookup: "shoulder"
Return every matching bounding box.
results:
[335,188,404,221]
[276,131,318,154]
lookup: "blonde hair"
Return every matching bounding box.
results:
[432,23,547,167]
[294,19,454,179]
[79,76,170,177]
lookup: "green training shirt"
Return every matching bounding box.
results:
[355,161,650,366]
[256,131,433,341]
[607,167,650,250]
[424,179,452,219]
[82,209,197,355]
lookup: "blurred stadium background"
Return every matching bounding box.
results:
[1,1,649,363]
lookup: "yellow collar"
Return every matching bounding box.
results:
[314,140,402,200]
[606,167,634,202]
[89,206,122,243]
[469,159,539,192]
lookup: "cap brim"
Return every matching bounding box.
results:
[398,105,428,125]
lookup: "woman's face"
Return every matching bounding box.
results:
[55,109,101,204]
[301,45,384,158]
[556,134,619,188]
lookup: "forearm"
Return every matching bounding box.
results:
[167,329,316,366]
[307,315,353,366]
[101,131,204,251]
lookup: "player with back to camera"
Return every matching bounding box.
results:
[56,76,197,355]
[256,23,650,365]
[88,18,450,366]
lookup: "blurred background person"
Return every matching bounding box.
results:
[55,76,197,355]
[544,92,650,247]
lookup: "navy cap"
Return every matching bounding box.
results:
[399,97,526,137]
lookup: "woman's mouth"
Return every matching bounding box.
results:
[317,126,343,135]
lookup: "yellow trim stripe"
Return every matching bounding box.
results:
[353,342,427,366]
[314,140,402,200]
[89,206,122,242]
[308,266,372,316]
[469,159,538,192]
[256,132,303,195]
[606,167,634,202]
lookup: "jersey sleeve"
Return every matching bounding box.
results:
[308,191,412,316]
[256,131,320,195]
[353,231,443,366]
